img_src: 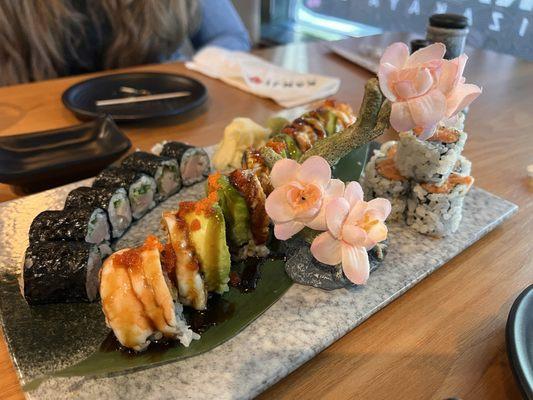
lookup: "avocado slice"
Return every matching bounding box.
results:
[178,198,231,294]
[208,173,251,248]
[317,109,338,136]
[271,133,302,160]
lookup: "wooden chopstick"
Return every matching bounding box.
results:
[96,91,191,107]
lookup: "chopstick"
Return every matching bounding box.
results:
[96,91,191,107]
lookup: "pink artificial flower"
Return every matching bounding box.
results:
[310,183,391,285]
[378,42,481,140]
[265,156,344,240]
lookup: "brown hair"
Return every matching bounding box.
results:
[0,0,200,86]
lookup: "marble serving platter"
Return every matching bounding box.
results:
[0,156,517,400]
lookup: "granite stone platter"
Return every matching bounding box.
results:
[0,147,518,400]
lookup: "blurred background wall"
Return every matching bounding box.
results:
[233,0,532,60]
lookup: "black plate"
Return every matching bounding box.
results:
[0,115,131,190]
[506,284,533,399]
[62,72,207,121]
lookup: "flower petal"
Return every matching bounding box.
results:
[341,225,367,247]
[453,54,468,85]
[407,89,447,130]
[380,42,409,68]
[367,198,392,221]
[325,197,350,238]
[310,232,342,266]
[273,221,304,240]
[341,244,370,285]
[446,83,482,118]
[378,63,399,102]
[265,186,294,223]
[306,179,345,231]
[393,67,433,99]
[325,178,345,197]
[343,181,364,207]
[437,59,459,95]
[390,101,416,133]
[364,222,388,250]
[270,158,300,188]
[416,125,438,141]
[405,43,446,67]
[298,156,331,188]
[346,200,367,225]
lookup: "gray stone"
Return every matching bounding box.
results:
[285,239,388,290]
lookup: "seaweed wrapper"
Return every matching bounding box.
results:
[64,187,116,211]
[92,166,140,190]
[29,208,96,243]
[121,152,175,176]
[23,241,97,304]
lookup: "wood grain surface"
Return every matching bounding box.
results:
[0,34,531,400]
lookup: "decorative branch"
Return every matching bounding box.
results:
[299,78,391,166]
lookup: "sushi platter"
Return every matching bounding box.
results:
[0,41,520,399]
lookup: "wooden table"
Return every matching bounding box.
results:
[0,35,531,400]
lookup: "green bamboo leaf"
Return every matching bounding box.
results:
[31,258,292,382]
[331,143,370,183]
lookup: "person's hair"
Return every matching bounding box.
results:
[0,0,200,86]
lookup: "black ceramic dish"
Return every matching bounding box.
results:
[0,115,130,190]
[62,72,207,121]
[506,284,533,399]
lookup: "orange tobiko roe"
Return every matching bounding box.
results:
[189,219,201,231]
[266,141,286,154]
[178,192,217,216]
[207,171,222,192]
[115,235,163,270]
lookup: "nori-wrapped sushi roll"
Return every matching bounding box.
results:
[65,186,132,238]
[121,152,181,200]
[93,166,157,219]
[158,142,210,186]
[22,241,102,304]
[29,208,110,245]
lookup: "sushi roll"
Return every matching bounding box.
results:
[242,148,274,195]
[161,211,207,310]
[229,169,270,249]
[395,127,467,185]
[22,241,103,304]
[65,186,132,238]
[406,173,474,237]
[93,166,157,220]
[156,142,210,186]
[29,208,110,245]
[100,236,199,351]
[122,152,181,201]
[362,141,409,221]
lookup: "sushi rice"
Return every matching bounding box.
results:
[395,130,467,185]
[406,175,473,237]
[107,188,132,238]
[129,175,157,219]
[362,141,410,221]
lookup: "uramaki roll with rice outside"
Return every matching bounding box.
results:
[406,173,474,237]
[362,141,410,221]
[395,126,467,186]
